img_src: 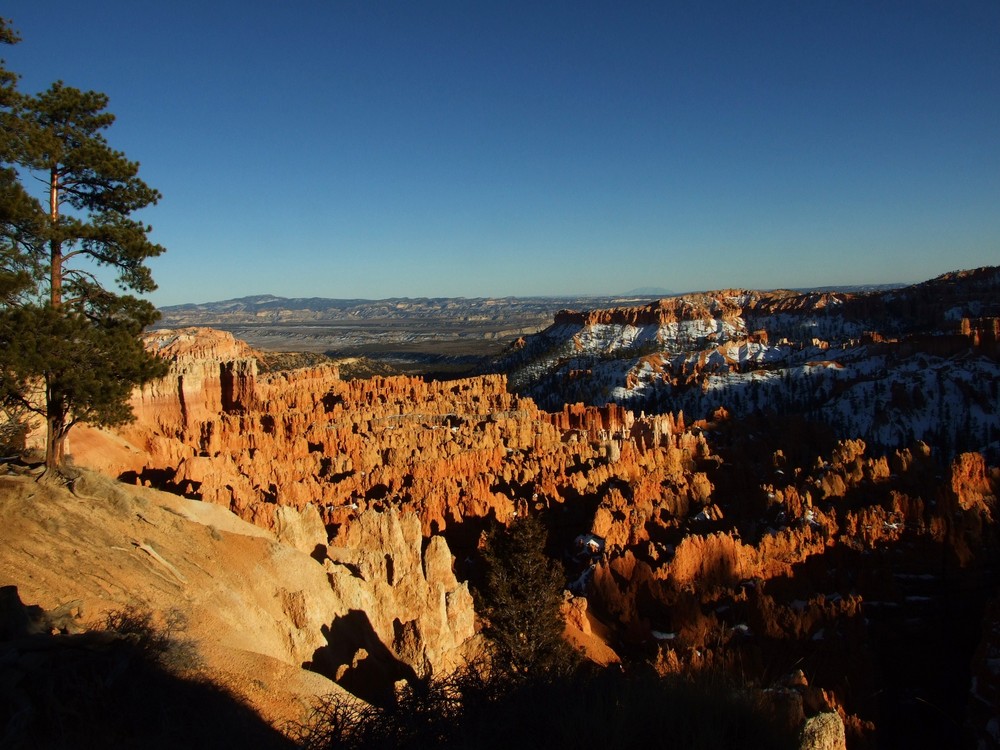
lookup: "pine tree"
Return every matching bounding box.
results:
[0,19,167,472]
[476,515,578,678]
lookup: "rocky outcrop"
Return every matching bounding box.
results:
[135,328,260,431]
[554,291,756,328]
[798,712,847,750]
[0,467,344,728]
[561,594,620,666]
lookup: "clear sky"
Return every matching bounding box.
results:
[4,1,998,306]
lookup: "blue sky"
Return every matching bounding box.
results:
[4,1,998,305]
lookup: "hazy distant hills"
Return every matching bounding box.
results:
[159,282,906,324]
[156,294,663,369]
[156,283,909,366]
[158,294,627,325]
[624,286,675,296]
[156,280,910,380]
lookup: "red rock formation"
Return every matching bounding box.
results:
[136,328,260,430]
[79,330,720,552]
[70,326,998,746]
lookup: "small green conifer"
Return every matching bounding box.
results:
[477,515,578,678]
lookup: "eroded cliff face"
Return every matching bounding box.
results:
[318,509,477,693]
[553,291,756,328]
[70,330,480,694]
[73,326,999,746]
[135,328,260,430]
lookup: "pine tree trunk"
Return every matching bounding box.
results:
[44,416,60,473]
[43,390,66,474]
[45,168,63,474]
[49,167,61,309]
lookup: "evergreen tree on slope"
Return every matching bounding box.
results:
[0,18,167,472]
[477,515,578,678]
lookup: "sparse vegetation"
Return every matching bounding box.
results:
[0,401,28,454]
[256,349,339,373]
[294,663,797,750]
[101,604,201,673]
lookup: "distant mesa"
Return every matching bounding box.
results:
[623,286,675,297]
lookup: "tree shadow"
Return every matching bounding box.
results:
[304,609,418,708]
[118,467,206,500]
[0,586,294,750]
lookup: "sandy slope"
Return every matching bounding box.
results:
[0,464,347,731]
